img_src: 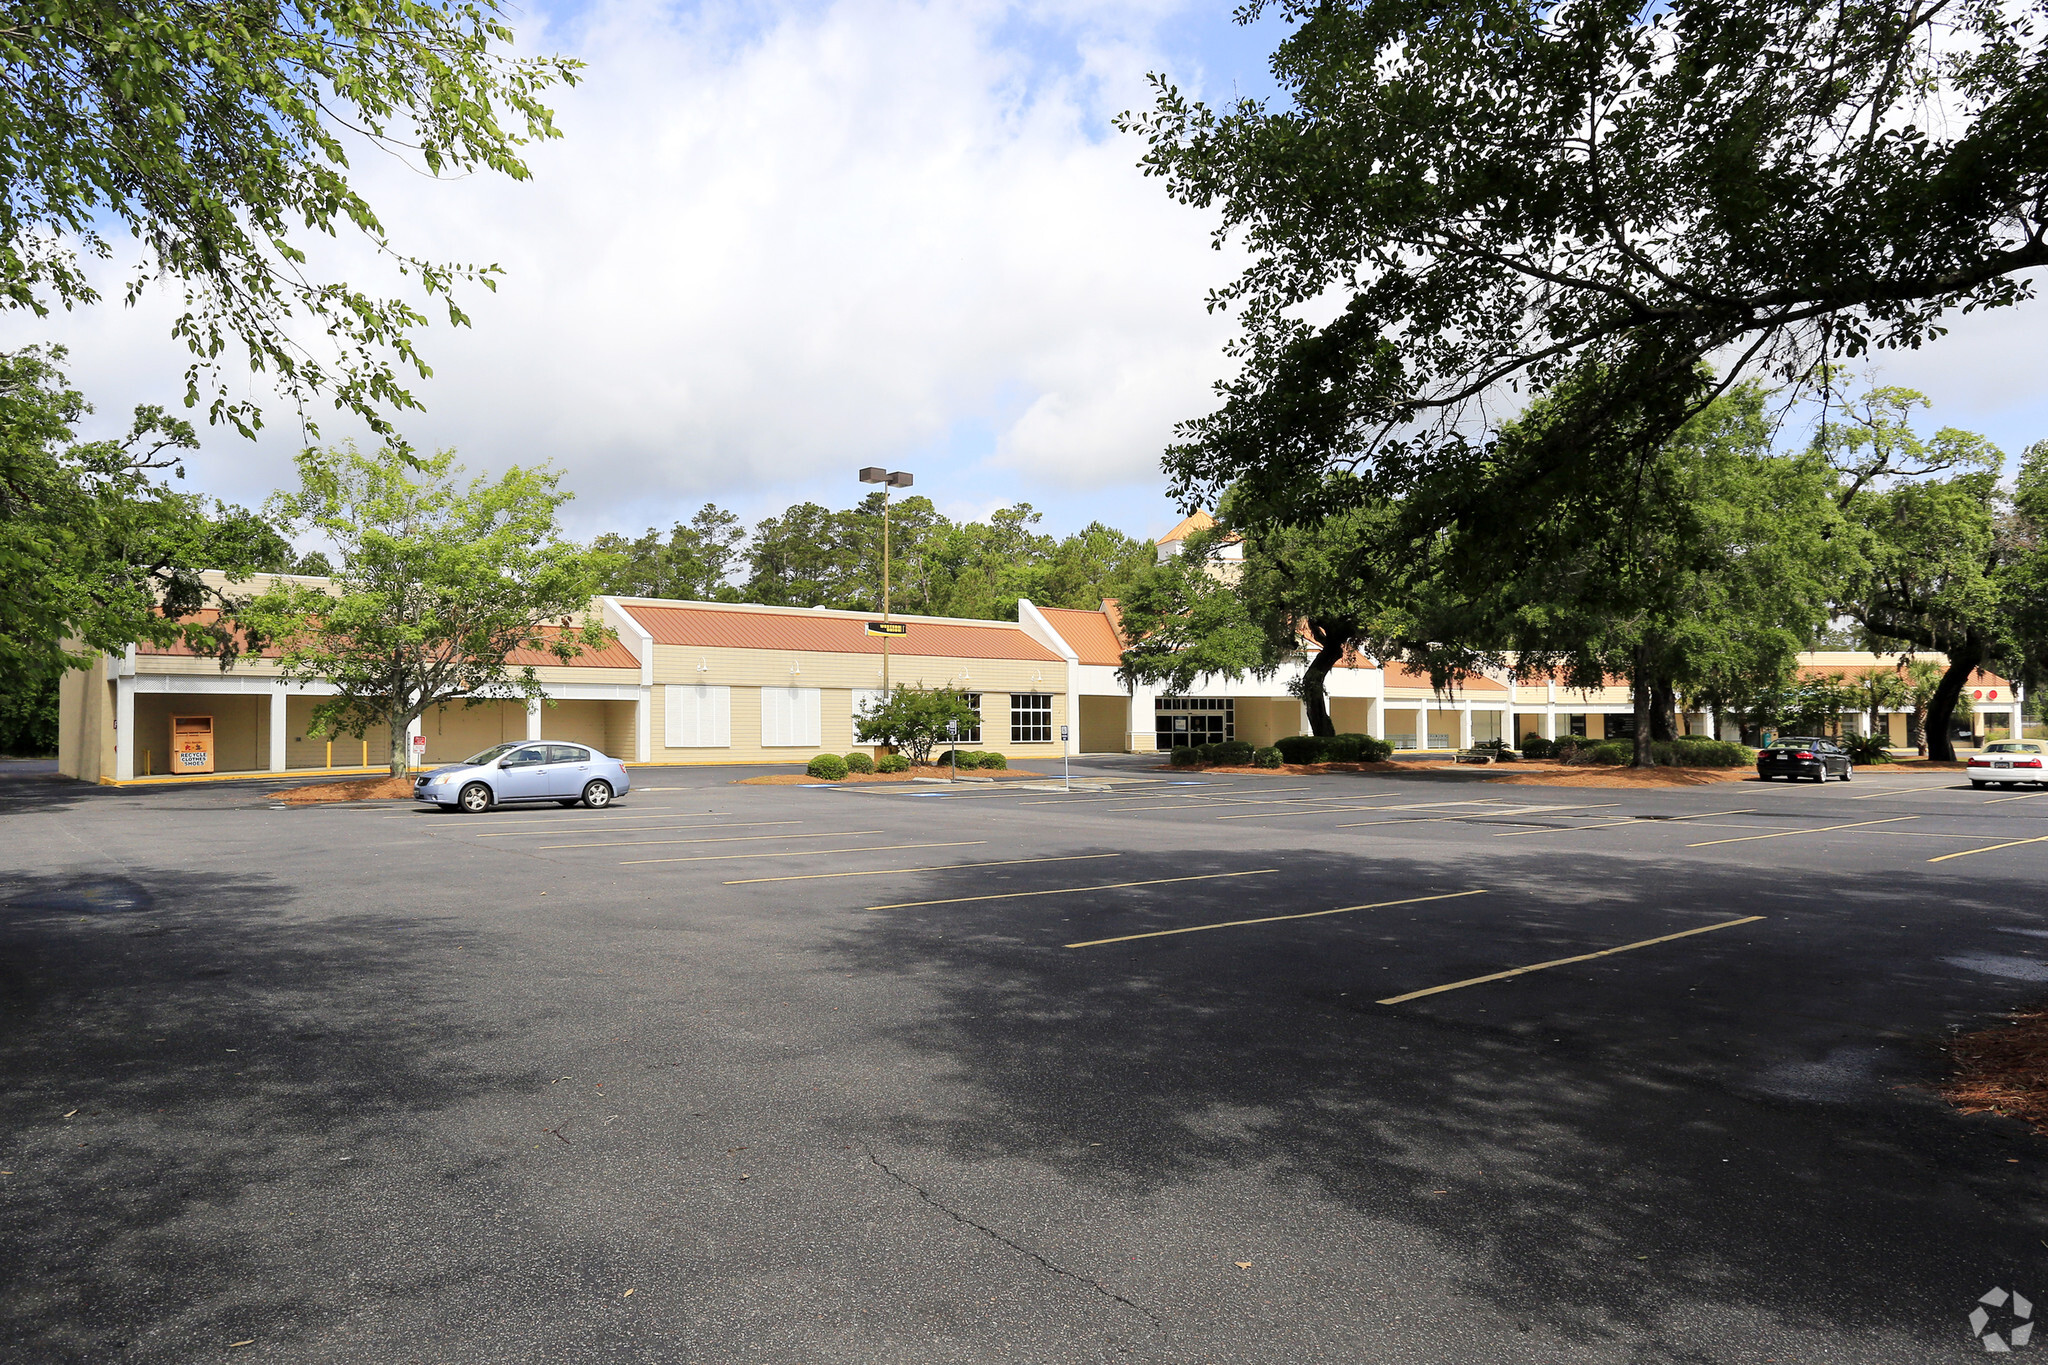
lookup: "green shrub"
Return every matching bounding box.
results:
[1212,739,1256,766]
[805,753,850,780]
[1520,732,1557,759]
[1355,735,1394,762]
[842,751,875,774]
[1274,734,1324,764]
[978,751,1007,769]
[1253,746,1283,768]
[1842,732,1894,764]
[1666,737,1754,768]
[1168,745,1202,767]
[876,753,909,774]
[1584,740,1633,765]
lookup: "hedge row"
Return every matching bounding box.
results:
[1273,733,1397,764]
[1518,733,1754,767]
[936,749,1007,770]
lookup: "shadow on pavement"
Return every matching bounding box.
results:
[823,848,2048,1360]
[0,869,533,1362]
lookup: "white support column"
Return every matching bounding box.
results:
[268,689,288,773]
[1369,699,1384,742]
[634,692,651,763]
[1414,706,1427,753]
[525,699,543,742]
[405,714,423,771]
[1458,705,1472,749]
[1542,706,1556,741]
[114,675,135,782]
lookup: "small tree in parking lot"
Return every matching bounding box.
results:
[234,443,617,777]
[853,686,981,766]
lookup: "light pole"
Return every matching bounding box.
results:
[858,467,913,694]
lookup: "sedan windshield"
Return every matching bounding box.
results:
[1767,740,1818,750]
[1987,742,2044,754]
[461,743,519,766]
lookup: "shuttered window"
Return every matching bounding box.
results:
[664,685,731,749]
[761,687,822,748]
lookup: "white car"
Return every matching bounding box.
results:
[1968,740,2048,788]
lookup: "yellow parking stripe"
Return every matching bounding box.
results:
[474,820,791,838]
[1106,795,1367,814]
[1983,790,2048,804]
[1684,816,1916,848]
[866,868,1278,911]
[540,829,882,851]
[1376,916,1765,1005]
[1926,834,2048,863]
[1065,889,1488,949]
[1337,804,1607,829]
[622,840,985,866]
[726,853,1120,884]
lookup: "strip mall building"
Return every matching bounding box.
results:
[58,568,2030,783]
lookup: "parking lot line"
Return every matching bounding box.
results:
[1216,798,1499,822]
[1983,790,2048,804]
[1106,795,1370,814]
[622,840,986,866]
[1925,833,2048,863]
[1685,816,1917,848]
[1013,786,1313,807]
[471,820,794,838]
[1064,888,1488,949]
[1376,915,1766,1005]
[1337,803,1603,829]
[725,852,1121,884]
[1492,808,1756,838]
[1846,784,1964,800]
[865,868,1278,911]
[380,807,690,819]
[539,829,884,850]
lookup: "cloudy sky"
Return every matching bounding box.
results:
[14,0,2048,545]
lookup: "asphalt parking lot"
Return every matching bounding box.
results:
[6,758,2048,1362]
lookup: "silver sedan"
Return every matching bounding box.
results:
[412,742,632,813]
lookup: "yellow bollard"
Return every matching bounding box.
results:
[325,740,332,770]
[143,749,151,777]
[361,739,368,768]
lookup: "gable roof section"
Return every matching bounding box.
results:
[1155,511,1215,546]
[1038,606,1126,666]
[624,602,1062,662]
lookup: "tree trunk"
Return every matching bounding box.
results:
[1924,655,1978,763]
[1650,679,1678,741]
[1631,652,1655,767]
[388,697,411,779]
[1909,708,1926,756]
[1300,635,1345,737]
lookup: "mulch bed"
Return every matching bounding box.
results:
[1943,1010,2048,1136]
[275,776,416,804]
[738,767,1044,785]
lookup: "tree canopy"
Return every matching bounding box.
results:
[1122,0,2048,513]
[592,498,1155,623]
[1,0,578,436]
[235,444,615,777]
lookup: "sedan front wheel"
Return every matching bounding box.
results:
[459,782,493,814]
[581,780,613,809]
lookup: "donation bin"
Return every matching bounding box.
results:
[171,715,215,774]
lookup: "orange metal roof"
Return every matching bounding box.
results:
[625,603,1063,662]
[1382,662,1507,692]
[1155,511,1215,545]
[1039,606,1126,665]
[136,612,638,669]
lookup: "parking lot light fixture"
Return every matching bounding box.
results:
[858,468,914,695]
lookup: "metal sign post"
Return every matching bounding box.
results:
[1060,724,1070,791]
[947,718,958,782]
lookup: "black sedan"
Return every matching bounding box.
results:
[1757,736,1853,782]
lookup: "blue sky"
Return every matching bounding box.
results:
[11,0,2047,550]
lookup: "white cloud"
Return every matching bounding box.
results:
[7,0,1244,537]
